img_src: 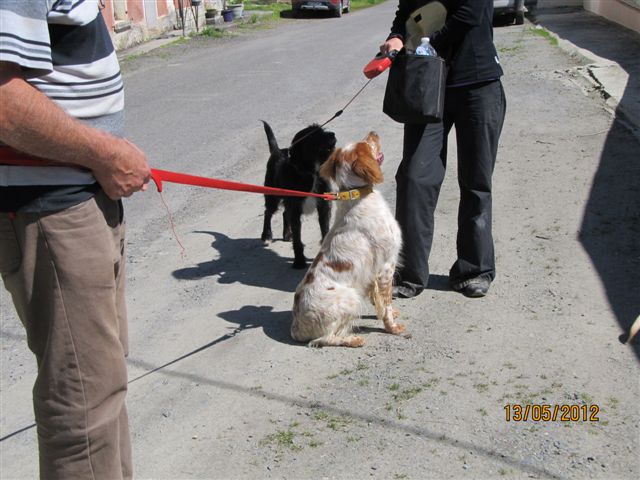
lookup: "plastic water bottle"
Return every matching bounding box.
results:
[415,37,437,56]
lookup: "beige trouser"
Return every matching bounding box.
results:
[0,191,132,480]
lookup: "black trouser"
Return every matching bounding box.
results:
[395,79,506,292]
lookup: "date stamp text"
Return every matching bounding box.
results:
[504,404,600,422]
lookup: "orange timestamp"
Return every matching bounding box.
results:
[504,404,600,422]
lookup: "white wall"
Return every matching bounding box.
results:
[583,0,640,33]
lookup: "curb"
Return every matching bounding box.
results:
[116,10,273,60]
[537,24,640,141]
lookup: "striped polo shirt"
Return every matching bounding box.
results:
[0,0,124,212]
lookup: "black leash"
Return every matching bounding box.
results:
[289,77,375,148]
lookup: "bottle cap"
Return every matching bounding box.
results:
[421,37,430,42]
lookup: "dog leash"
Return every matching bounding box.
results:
[0,149,350,201]
[286,51,398,149]
[288,77,375,149]
[149,168,335,200]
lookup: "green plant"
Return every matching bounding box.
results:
[529,27,559,46]
[260,429,302,451]
[199,26,225,38]
[350,0,386,10]
[392,387,422,402]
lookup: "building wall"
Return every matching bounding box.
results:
[127,0,145,23]
[101,1,206,51]
[584,0,640,33]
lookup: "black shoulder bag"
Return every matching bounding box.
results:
[383,51,447,124]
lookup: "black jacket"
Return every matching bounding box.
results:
[388,0,503,86]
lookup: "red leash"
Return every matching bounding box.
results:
[0,149,335,201]
[149,168,335,200]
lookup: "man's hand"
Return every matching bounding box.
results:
[380,37,404,55]
[0,61,151,200]
[92,136,151,200]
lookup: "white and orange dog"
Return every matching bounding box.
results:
[291,132,405,347]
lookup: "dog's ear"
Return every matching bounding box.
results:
[320,148,341,181]
[352,143,384,185]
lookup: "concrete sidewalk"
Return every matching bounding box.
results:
[116,9,273,59]
[534,7,640,139]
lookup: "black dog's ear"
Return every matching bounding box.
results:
[319,148,341,181]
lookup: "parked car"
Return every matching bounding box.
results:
[493,0,538,25]
[291,0,350,18]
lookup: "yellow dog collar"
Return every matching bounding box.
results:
[326,186,373,201]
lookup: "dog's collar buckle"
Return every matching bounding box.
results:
[326,186,373,201]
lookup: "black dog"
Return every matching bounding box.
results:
[260,120,336,269]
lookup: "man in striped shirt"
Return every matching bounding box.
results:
[0,1,149,478]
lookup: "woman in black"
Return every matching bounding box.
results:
[381,0,507,298]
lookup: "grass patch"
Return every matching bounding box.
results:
[498,45,522,54]
[260,429,302,451]
[327,415,352,430]
[529,27,559,46]
[393,387,423,402]
[313,411,329,421]
[327,367,355,379]
[312,410,352,430]
[422,377,440,389]
[580,392,594,404]
[245,2,291,16]
[474,383,490,393]
[351,0,387,11]
[356,361,368,371]
[607,397,619,410]
[199,26,226,38]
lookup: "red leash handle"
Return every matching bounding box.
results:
[0,148,335,201]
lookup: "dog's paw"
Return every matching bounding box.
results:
[348,336,366,348]
[386,323,406,335]
[392,307,400,319]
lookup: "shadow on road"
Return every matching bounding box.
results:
[218,305,299,345]
[172,231,305,293]
[537,11,640,355]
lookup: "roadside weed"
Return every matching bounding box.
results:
[529,26,559,46]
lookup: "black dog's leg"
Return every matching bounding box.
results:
[282,211,292,241]
[316,198,331,241]
[285,201,307,269]
[261,195,279,243]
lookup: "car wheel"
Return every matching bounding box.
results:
[515,10,525,25]
[334,1,343,17]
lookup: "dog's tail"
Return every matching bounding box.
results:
[261,120,279,155]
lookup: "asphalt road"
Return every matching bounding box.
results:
[1,2,639,479]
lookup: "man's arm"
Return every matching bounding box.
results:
[0,61,150,200]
